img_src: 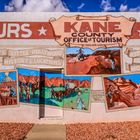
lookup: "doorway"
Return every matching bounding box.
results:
[39,68,64,119]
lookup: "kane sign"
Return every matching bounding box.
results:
[0,14,140,49]
[50,15,136,48]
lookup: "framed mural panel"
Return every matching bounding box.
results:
[0,70,19,107]
[40,68,64,108]
[17,67,40,105]
[63,75,92,111]
[103,73,140,111]
[65,47,122,75]
[40,68,92,111]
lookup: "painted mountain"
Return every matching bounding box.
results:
[18,75,39,84]
[41,77,91,88]
[18,75,91,88]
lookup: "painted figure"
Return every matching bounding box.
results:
[76,90,86,110]
[106,85,115,106]
[25,83,30,102]
[19,81,24,99]
[9,86,16,97]
[65,82,70,89]
[108,54,115,70]
[32,78,39,97]
[77,48,85,61]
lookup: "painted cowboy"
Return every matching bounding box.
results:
[77,48,85,61]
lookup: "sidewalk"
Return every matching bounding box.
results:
[25,124,66,140]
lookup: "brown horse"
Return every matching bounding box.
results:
[51,88,64,101]
[64,86,78,97]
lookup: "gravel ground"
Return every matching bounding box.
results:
[1,122,140,140]
[66,122,140,140]
[0,123,34,140]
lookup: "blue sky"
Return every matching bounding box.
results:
[67,47,120,55]
[17,68,91,81]
[1,0,140,12]
[41,71,91,81]
[64,75,92,81]
[17,68,40,76]
[0,71,16,82]
[0,0,10,12]
[40,71,64,79]
[63,0,140,12]
[108,74,140,84]
[62,0,101,12]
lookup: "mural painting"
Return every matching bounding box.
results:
[18,68,40,104]
[0,70,18,107]
[104,74,140,111]
[66,47,121,75]
[40,69,92,111]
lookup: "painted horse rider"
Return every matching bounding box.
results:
[77,48,85,61]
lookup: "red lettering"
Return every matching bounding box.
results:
[108,22,121,32]
[64,21,122,33]
[64,22,78,32]
[93,22,107,32]
[79,22,92,32]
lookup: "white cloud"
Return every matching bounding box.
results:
[100,0,116,12]
[77,3,85,11]
[119,4,140,12]
[119,4,127,12]
[129,6,140,12]
[5,0,69,12]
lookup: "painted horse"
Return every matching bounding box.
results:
[51,88,64,101]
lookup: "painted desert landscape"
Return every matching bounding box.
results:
[40,72,91,110]
[18,68,40,104]
[0,71,18,106]
[66,47,121,75]
[104,74,140,110]
[18,68,91,110]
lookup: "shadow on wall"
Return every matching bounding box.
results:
[39,68,63,119]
